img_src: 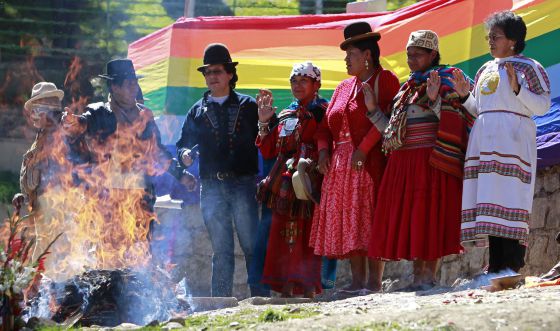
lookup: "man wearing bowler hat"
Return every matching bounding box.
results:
[176,43,261,297]
[62,59,172,257]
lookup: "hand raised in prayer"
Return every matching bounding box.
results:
[450,69,470,98]
[505,63,520,94]
[362,82,377,112]
[426,70,441,102]
[257,89,277,123]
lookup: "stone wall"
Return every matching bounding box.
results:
[524,164,560,275]
[153,165,560,297]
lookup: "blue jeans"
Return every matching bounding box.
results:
[200,175,258,297]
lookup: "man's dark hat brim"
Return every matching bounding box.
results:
[198,43,238,72]
[340,32,381,50]
[98,73,144,80]
[99,59,143,80]
[197,62,239,73]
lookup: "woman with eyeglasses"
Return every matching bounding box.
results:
[453,11,551,274]
[310,22,400,294]
[255,62,328,298]
[367,30,474,291]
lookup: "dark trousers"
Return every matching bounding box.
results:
[488,236,526,273]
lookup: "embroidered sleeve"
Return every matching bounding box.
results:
[513,59,551,116]
[428,95,442,119]
[367,109,389,132]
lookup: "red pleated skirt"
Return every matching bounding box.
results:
[368,147,463,260]
[262,212,322,295]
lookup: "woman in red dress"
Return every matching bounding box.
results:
[256,62,328,298]
[367,30,473,291]
[311,22,400,293]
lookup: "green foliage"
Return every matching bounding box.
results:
[387,0,418,11]
[226,0,299,16]
[259,307,286,322]
[0,171,19,205]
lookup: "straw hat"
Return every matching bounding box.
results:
[24,82,64,111]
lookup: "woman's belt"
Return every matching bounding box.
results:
[479,110,530,118]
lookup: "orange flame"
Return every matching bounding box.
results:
[27,58,170,281]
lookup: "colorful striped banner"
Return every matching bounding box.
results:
[128,0,559,147]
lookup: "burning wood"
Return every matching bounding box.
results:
[28,268,189,327]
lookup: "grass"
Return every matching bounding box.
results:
[181,306,319,329]
[0,170,19,205]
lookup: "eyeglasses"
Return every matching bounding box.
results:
[202,69,226,77]
[485,34,506,42]
[31,104,59,114]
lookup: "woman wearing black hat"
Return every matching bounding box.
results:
[310,22,400,294]
[366,30,475,291]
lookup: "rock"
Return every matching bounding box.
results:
[146,320,160,327]
[113,323,142,330]
[167,317,185,326]
[26,317,57,329]
[534,174,544,194]
[467,247,487,273]
[289,307,302,314]
[528,235,549,264]
[531,197,548,229]
[162,322,184,329]
[543,169,560,193]
[545,191,560,228]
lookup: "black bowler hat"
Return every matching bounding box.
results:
[197,43,239,72]
[340,22,381,50]
[99,59,143,80]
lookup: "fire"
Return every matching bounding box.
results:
[24,58,170,282]
[33,116,168,281]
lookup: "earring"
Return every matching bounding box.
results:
[510,46,515,50]
[365,60,369,70]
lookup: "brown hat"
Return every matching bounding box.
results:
[24,82,64,111]
[340,22,381,50]
[197,43,239,72]
[292,158,319,204]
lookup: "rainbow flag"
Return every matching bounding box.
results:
[128,0,560,159]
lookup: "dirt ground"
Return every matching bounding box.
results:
[194,285,560,330]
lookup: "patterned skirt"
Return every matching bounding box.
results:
[310,141,375,258]
[461,112,537,245]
